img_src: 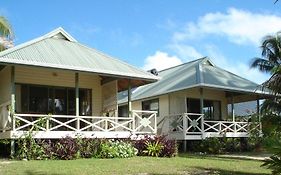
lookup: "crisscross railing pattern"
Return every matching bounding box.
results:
[11,110,157,138]
[167,113,261,139]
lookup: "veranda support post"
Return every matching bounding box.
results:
[75,73,80,130]
[231,94,235,122]
[257,99,261,132]
[10,66,15,157]
[127,79,132,117]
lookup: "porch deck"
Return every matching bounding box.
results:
[0,110,157,139]
[166,113,261,140]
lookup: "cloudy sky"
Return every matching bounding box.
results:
[1,0,281,84]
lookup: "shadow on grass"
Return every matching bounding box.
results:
[24,170,61,175]
[137,168,269,175]
[185,167,269,175]
[178,153,264,162]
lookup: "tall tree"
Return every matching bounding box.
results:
[251,34,281,94]
[0,16,13,51]
[252,32,281,174]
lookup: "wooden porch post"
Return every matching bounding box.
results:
[199,88,204,114]
[10,66,15,157]
[231,94,235,122]
[127,79,132,117]
[75,73,80,130]
[199,88,205,138]
[257,99,261,131]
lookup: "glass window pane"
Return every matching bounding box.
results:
[79,89,92,116]
[29,86,48,113]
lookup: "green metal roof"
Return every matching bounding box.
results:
[119,57,270,103]
[0,27,159,82]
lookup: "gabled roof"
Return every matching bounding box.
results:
[119,57,270,103]
[0,27,159,82]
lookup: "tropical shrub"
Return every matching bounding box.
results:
[134,135,177,157]
[262,135,281,174]
[16,134,46,160]
[52,137,79,160]
[77,138,101,158]
[199,137,222,154]
[143,140,163,157]
[98,139,137,158]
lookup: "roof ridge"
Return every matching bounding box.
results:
[0,27,74,57]
[158,56,207,73]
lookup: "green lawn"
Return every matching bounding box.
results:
[0,154,271,175]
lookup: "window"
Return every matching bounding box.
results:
[142,98,159,116]
[19,84,92,115]
[118,105,128,117]
[186,98,221,120]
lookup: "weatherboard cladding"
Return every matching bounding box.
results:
[119,58,265,103]
[0,28,158,82]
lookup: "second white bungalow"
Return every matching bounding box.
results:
[118,58,273,141]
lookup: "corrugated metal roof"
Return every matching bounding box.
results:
[0,27,159,82]
[119,57,270,103]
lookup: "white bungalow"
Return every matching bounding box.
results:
[0,28,159,142]
[118,58,273,142]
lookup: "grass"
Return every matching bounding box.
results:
[0,154,271,175]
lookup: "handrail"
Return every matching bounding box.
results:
[14,114,132,120]
[13,110,158,135]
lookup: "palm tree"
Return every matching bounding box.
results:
[0,16,13,51]
[251,33,281,94]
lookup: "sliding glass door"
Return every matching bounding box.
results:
[18,84,92,116]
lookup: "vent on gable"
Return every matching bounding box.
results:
[148,68,158,76]
[51,32,68,40]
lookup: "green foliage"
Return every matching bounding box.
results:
[134,135,178,157]
[262,135,281,174]
[190,137,260,154]
[199,138,222,154]
[98,139,138,158]
[77,138,101,158]
[15,133,46,160]
[143,140,164,157]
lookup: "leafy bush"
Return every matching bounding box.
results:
[199,137,222,154]
[262,134,281,174]
[98,139,137,158]
[77,138,101,158]
[143,140,163,157]
[15,133,46,160]
[52,137,79,160]
[189,137,259,154]
[134,135,177,157]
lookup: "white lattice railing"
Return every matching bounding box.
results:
[168,113,261,138]
[11,110,157,136]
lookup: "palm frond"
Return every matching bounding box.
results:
[0,16,13,38]
[250,58,274,72]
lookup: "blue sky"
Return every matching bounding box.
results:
[1,0,281,83]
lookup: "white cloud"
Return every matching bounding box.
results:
[173,8,281,45]
[168,43,203,60]
[142,51,183,71]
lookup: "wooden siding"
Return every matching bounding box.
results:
[168,88,228,120]
[130,87,228,120]
[0,66,11,105]
[14,66,102,116]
